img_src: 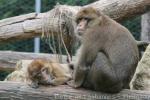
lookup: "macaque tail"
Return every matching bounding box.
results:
[137,40,150,51]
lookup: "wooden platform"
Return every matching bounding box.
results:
[0,81,150,100]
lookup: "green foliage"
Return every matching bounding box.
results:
[0,0,34,19]
[122,16,141,40]
[74,0,97,6]
[0,71,10,81]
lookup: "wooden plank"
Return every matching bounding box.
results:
[0,51,70,71]
[0,81,150,100]
[0,13,37,27]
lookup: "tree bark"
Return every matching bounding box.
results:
[141,11,150,41]
[0,0,149,42]
[0,81,150,100]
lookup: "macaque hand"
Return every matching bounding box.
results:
[67,80,79,88]
[28,82,39,89]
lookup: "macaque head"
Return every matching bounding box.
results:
[27,59,53,88]
[75,7,102,37]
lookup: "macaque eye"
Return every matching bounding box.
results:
[84,17,92,22]
[84,17,89,20]
[41,67,49,74]
[41,68,46,72]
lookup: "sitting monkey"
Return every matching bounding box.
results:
[68,7,139,93]
[4,59,72,88]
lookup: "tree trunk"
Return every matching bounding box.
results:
[141,11,150,41]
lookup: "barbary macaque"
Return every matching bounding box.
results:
[27,59,72,88]
[68,7,139,93]
[4,59,72,88]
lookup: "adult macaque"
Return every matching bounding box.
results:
[27,59,72,88]
[68,7,139,93]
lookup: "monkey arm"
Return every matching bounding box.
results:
[50,77,70,85]
[72,44,99,88]
[28,80,39,88]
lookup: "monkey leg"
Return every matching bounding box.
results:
[83,52,123,93]
[67,65,89,88]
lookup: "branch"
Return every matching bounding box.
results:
[0,51,71,71]
[86,0,150,21]
[0,81,150,100]
[0,0,149,42]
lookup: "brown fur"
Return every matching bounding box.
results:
[68,7,139,93]
[27,59,72,88]
[4,59,72,88]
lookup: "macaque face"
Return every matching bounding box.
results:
[38,67,53,85]
[27,61,53,88]
[75,7,100,37]
[30,67,53,84]
[76,18,88,36]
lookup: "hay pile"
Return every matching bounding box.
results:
[41,5,80,63]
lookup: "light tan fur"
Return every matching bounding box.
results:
[27,59,72,88]
[4,59,72,88]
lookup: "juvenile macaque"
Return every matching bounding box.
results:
[68,7,139,93]
[27,59,72,88]
[4,59,72,88]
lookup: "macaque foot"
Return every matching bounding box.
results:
[28,83,39,89]
[67,80,80,88]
